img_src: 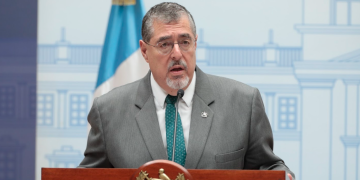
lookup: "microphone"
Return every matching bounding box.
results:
[177,89,185,99]
[172,89,185,162]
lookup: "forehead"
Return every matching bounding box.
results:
[150,16,193,42]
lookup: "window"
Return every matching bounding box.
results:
[0,86,15,118]
[37,94,54,126]
[0,151,16,180]
[29,87,36,118]
[333,0,360,25]
[278,97,297,130]
[69,94,88,126]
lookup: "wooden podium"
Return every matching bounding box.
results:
[42,160,286,180]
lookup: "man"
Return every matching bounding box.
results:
[79,2,295,180]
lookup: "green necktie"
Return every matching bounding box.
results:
[165,95,186,166]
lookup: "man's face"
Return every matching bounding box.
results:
[140,15,197,95]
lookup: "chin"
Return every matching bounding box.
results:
[166,75,189,90]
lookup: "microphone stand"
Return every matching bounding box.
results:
[172,89,184,162]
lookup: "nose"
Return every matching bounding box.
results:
[170,43,182,60]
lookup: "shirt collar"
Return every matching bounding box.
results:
[150,72,196,109]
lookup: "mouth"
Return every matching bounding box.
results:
[169,65,185,72]
[169,65,185,76]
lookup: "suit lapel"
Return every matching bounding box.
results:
[134,67,216,166]
[134,71,167,160]
[185,67,215,169]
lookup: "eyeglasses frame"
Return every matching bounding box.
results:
[143,38,197,55]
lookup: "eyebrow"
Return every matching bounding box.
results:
[156,35,172,43]
[178,33,191,39]
[156,33,193,43]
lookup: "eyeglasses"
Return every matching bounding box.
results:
[144,38,196,55]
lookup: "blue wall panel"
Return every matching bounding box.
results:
[0,0,37,180]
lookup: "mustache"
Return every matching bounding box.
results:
[167,59,188,71]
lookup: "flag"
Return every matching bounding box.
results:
[94,0,149,98]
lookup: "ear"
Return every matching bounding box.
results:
[194,34,198,49]
[139,40,149,63]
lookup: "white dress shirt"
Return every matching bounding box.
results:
[150,72,196,151]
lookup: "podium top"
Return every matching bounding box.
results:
[43,158,285,180]
[42,168,285,180]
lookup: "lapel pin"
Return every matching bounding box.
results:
[201,111,208,118]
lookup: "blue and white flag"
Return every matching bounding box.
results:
[94,0,149,98]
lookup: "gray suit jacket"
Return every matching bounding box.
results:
[79,67,295,178]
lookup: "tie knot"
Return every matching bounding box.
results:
[165,95,178,104]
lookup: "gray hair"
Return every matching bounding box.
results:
[141,2,197,43]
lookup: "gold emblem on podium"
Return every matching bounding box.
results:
[136,168,188,180]
[112,0,136,5]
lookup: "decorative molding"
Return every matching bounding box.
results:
[330,49,360,62]
[251,84,301,94]
[298,79,335,88]
[295,25,360,34]
[37,65,99,73]
[199,66,294,75]
[294,61,360,82]
[343,79,360,85]
[38,81,95,91]
[37,127,88,138]
[340,136,360,147]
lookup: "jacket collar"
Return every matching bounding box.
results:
[135,66,215,109]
